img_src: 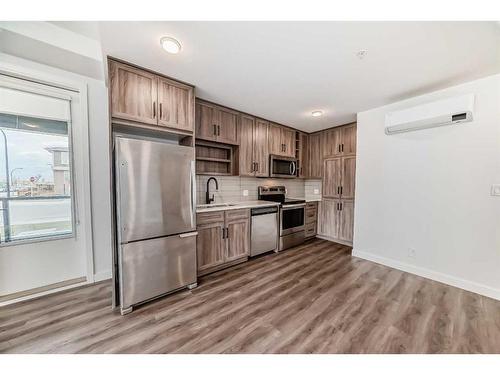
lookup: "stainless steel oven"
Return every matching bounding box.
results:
[280,203,305,236]
[270,155,297,178]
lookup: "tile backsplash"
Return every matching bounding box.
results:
[196,176,322,205]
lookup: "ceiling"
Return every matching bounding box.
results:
[98,22,500,132]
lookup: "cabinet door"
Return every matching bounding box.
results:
[322,158,342,198]
[239,114,255,176]
[268,123,283,155]
[341,156,356,199]
[195,101,218,141]
[196,222,225,272]
[298,132,308,178]
[341,123,357,156]
[318,198,340,239]
[254,119,269,177]
[282,127,296,157]
[308,133,322,178]
[338,200,354,242]
[109,61,158,125]
[157,77,194,132]
[217,107,239,144]
[321,128,342,158]
[226,218,250,262]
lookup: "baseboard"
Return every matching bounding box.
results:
[352,249,500,301]
[94,269,112,282]
[316,235,353,247]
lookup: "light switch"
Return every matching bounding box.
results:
[491,185,500,196]
[313,189,319,195]
[242,189,249,197]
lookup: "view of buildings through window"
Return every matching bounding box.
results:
[0,113,73,243]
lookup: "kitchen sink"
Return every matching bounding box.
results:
[197,203,238,209]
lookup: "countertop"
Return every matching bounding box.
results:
[196,200,280,213]
[289,196,322,203]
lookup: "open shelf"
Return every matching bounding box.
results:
[195,140,235,175]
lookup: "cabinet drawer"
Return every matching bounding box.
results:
[225,208,250,222]
[306,201,318,210]
[305,209,317,224]
[197,211,225,225]
[305,223,317,238]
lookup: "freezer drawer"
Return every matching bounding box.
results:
[120,233,197,310]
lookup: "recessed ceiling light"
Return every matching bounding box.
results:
[312,111,323,117]
[160,36,182,54]
[356,50,367,59]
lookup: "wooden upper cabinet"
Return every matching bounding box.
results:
[268,123,296,157]
[238,115,255,177]
[217,107,238,144]
[308,132,322,178]
[323,158,342,198]
[109,61,158,125]
[268,123,283,155]
[298,132,308,178]
[322,128,342,158]
[253,119,269,177]
[282,127,296,157]
[196,101,218,141]
[341,123,357,156]
[195,100,238,145]
[157,77,194,132]
[341,156,356,199]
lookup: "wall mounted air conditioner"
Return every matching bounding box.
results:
[385,94,475,135]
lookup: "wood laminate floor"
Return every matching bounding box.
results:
[1,239,499,354]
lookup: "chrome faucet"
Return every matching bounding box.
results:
[205,177,219,204]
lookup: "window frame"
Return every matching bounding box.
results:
[0,77,77,247]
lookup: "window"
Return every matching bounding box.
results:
[0,113,73,243]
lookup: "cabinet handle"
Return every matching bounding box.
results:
[340,202,343,211]
[256,162,259,172]
[159,102,162,119]
[252,162,256,172]
[217,125,220,136]
[222,227,226,239]
[337,186,340,195]
[338,144,341,153]
[226,227,230,239]
[340,186,343,195]
[153,101,156,118]
[336,202,339,210]
[213,124,217,135]
[341,144,344,152]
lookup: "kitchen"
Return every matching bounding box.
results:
[110,57,356,313]
[1,19,500,360]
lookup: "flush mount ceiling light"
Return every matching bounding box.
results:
[356,50,368,59]
[160,36,182,54]
[311,110,323,117]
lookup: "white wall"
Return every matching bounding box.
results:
[353,74,500,300]
[0,53,112,283]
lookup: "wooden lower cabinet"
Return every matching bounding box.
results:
[196,221,226,272]
[196,209,250,275]
[318,198,354,244]
[305,201,318,239]
[338,200,354,242]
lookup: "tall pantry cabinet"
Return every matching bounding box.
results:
[318,123,356,244]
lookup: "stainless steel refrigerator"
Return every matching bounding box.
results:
[113,134,197,315]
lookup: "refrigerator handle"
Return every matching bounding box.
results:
[190,160,196,228]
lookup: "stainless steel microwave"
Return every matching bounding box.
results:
[270,155,297,178]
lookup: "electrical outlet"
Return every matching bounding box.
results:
[313,188,319,195]
[242,189,249,197]
[491,185,500,196]
[408,248,416,258]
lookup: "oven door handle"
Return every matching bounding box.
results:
[281,203,306,210]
